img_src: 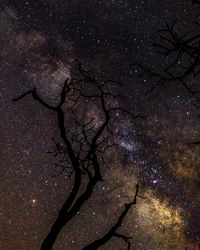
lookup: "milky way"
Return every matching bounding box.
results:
[1,1,200,249]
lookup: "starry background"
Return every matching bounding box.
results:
[1,0,200,249]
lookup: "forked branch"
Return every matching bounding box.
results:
[82,185,140,250]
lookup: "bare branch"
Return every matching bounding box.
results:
[133,20,200,95]
[82,185,140,250]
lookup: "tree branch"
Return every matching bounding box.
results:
[82,185,140,250]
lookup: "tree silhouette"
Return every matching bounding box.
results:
[133,1,200,146]
[134,19,200,96]
[13,61,143,249]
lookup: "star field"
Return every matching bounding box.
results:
[1,0,200,249]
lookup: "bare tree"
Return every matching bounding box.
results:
[133,3,200,146]
[13,61,142,249]
[134,20,200,96]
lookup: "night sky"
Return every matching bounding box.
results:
[1,0,200,249]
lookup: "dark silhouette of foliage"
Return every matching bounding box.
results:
[13,61,142,249]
